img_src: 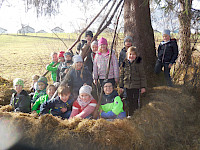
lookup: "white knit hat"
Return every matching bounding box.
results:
[79,85,92,96]
[73,55,83,64]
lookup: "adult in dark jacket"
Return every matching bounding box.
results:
[155,29,178,87]
[10,78,31,113]
[40,85,74,119]
[62,55,93,99]
[76,30,93,73]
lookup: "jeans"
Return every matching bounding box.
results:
[155,60,173,87]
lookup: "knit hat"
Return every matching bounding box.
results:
[85,30,93,38]
[73,55,83,64]
[98,37,108,46]
[64,52,73,57]
[13,78,24,88]
[79,85,92,97]
[162,29,170,36]
[124,36,133,44]
[102,79,114,87]
[37,76,48,86]
[91,40,98,49]
[58,51,65,58]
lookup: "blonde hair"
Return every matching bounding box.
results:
[57,85,71,95]
[72,63,84,79]
[46,84,56,91]
[127,46,138,57]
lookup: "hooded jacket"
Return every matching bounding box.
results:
[10,90,31,113]
[119,57,147,89]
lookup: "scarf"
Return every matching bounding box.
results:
[77,96,93,108]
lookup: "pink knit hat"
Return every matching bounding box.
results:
[98,37,108,46]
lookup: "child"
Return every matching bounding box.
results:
[56,52,73,82]
[69,85,97,119]
[58,51,65,63]
[90,40,98,63]
[119,36,133,67]
[77,30,93,73]
[32,76,48,103]
[32,84,56,114]
[99,80,126,119]
[40,85,74,119]
[62,55,93,99]
[10,78,31,113]
[119,46,147,116]
[46,52,60,83]
[30,75,39,92]
[155,29,178,87]
[93,37,119,87]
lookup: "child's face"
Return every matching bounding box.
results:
[38,82,46,91]
[47,87,56,98]
[86,35,92,42]
[79,93,91,102]
[128,51,137,62]
[103,83,113,95]
[15,85,23,94]
[59,93,71,103]
[52,54,58,62]
[92,45,98,53]
[99,44,107,53]
[75,62,83,70]
[125,39,132,48]
[65,55,72,61]
[58,57,65,62]
[163,34,170,42]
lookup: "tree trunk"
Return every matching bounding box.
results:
[124,0,156,86]
[178,0,192,65]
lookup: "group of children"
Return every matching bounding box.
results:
[10,29,178,120]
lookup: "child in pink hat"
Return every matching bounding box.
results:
[93,37,119,87]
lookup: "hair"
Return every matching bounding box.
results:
[127,46,138,57]
[57,85,71,95]
[51,52,58,57]
[72,62,84,79]
[32,75,39,80]
[46,84,56,91]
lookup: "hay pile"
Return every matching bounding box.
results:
[0,76,12,106]
[0,86,198,150]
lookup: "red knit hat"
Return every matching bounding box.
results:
[98,37,108,47]
[58,51,65,58]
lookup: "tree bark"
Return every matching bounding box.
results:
[124,0,156,86]
[178,0,192,65]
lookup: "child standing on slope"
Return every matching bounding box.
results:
[10,78,31,113]
[119,46,147,117]
[93,37,119,87]
[69,85,97,119]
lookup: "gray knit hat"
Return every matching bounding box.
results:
[79,85,92,96]
[38,76,48,86]
[162,29,170,36]
[13,78,24,88]
[73,55,83,64]
[91,41,98,50]
[124,36,133,45]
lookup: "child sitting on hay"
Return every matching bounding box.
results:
[32,84,56,114]
[69,85,97,119]
[10,78,31,113]
[99,79,126,119]
[32,76,48,103]
[62,55,93,99]
[40,85,74,119]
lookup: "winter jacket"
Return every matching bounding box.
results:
[100,90,125,119]
[93,50,119,80]
[56,61,73,82]
[77,40,93,73]
[62,67,93,97]
[157,39,178,64]
[32,89,46,103]
[10,90,31,113]
[119,47,127,67]
[46,61,60,82]
[69,98,97,119]
[32,94,49,114]
[40,95,74,119]
[119,57,147,89]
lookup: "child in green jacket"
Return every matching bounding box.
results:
[32,84,56,114]
[99,80,126,119]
